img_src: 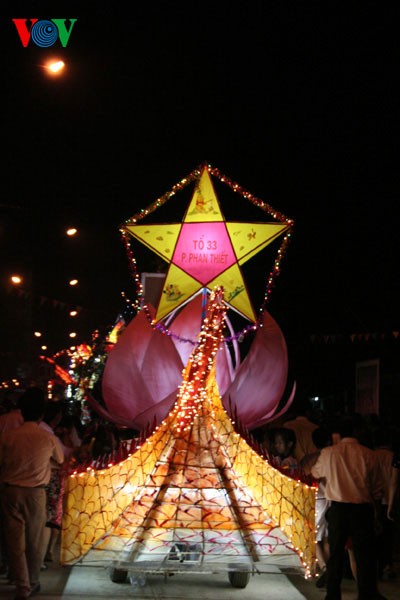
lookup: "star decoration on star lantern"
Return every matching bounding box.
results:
[122,164,293,323]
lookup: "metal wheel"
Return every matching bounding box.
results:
[228,570,250,588]
[109,567,128,583]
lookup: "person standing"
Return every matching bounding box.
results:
[0,391,24,576]
[387,444,400,521]
[0,387,64,599]
[0,394,23,433]
[300,426,332,587]
[373,427,396,580]
[39,401,72,565]
[283,400,318,462]
[311,415,386,600]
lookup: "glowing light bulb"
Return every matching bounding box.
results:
[46,60,65,74]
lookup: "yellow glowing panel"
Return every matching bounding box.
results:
[184,168,224,222]
[155,263,202,321]
[226,222,290,264]
[207,263,255,321]
[125,223,181,263]
[61,289,316,576]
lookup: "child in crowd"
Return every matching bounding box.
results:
[270,427,298,476]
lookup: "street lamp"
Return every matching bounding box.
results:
[11,275,23,285]
[45,59,65,75]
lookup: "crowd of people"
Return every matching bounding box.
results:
[0,387,399,600]
[260,404,400,600]
[0,387,126,599]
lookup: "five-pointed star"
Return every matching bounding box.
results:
[125,167,290,322]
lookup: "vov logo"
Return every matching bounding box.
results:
[12,19,77,48]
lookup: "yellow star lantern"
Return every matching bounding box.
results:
[123,165,293,323]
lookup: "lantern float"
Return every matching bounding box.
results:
[61,165,316,588]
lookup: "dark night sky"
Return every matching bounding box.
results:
[1,2,399,368]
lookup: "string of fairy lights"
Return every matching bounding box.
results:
[172,287,226,434]
[119,162,294,345]
[65,288,317,578]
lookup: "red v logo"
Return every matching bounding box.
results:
[12,19,39,47]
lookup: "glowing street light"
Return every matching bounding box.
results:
[69,279,78,286]
[66,227,77,236]
[11,275,23,285]
[45,59,65,75]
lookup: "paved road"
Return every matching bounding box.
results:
[1,561,399,600]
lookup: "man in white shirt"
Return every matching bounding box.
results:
[0,388,64,600]
[311,416,385,600]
